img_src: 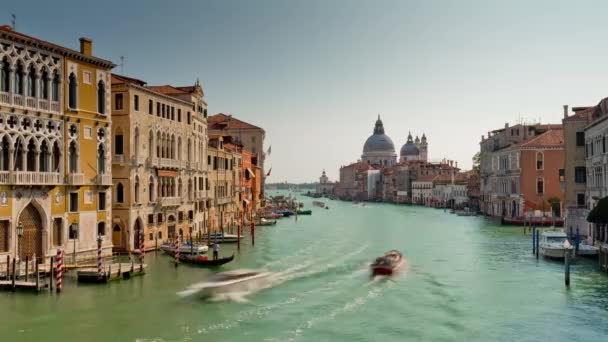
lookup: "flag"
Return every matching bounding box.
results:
[267,146,272,156]
[266,167,272,177]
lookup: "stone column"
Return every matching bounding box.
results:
[7,65,14,103]
[8,146,14,171]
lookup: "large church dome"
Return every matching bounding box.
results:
[363,116,395,153]
[400,132,419,156]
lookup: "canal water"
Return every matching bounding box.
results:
[2,193,608,341]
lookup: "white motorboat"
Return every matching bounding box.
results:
[576,243,598,257]
[178,269,273,299]
[208,233,243,243]
[161,242,208,255]
[539,231,571,259]
[312,201,326,208]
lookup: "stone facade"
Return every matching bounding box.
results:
[207,136,242,233]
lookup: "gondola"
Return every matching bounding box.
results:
[179,253,235,266]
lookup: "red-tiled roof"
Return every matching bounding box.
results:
[111,74,147,86]
[513,129,564,148]
[0,25,114,68]
[416,175,438,182]
[147,85,188,95]
[208,113,263,131]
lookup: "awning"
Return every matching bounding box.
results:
[158,170,178,177]
[246,168,256,178]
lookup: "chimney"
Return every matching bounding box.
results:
[481,135,485,141]
[504,122,509,128]
[455,161,458,168]
[563,105,569,119]
[79,37,92,56]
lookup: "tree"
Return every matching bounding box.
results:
[472,152,481,171]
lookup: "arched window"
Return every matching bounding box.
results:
[40,69,49,100]
[0,58,9,92]
[0,136,9,171]
[52,141,61,172]
[51,71,60,101]
[26,139,36,171]
[134,176,140,203]
[156,132,161,158]
[536,152,544,170]
[178,137,182,160]
[14,62,23,95]
[27,65,35,97]
[68,73,77,109]
[14,139,24,171]
[536,177,544,194]
[97,144,105,174]
[69,141,78,173]
[97,222,106,236]
[149,176,155,202]
[39,140,49,172]
[97,80,105,114]
[117,183,124,203]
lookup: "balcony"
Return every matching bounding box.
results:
[0,92,61,114]
[216,197,231,205]
[112,155,125,164]
[95,174,112,186]
[11,171,62,185]
[67,173,85,185]
[195,190,208,199]
[160,196,182,207]
[159,158,181,169]
[134,155,147,166]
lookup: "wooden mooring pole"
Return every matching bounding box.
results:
[535,229,540,259]
[49,256,54,292]
[565,248,571,287]
[532,226,536,255]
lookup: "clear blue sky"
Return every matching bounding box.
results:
[6,0,608,182]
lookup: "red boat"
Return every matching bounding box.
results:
[371,250,403,276]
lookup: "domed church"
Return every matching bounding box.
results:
[362,116,397,166]
[400,132,428,162]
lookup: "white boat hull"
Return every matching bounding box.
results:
[161,244,208,254]
[540,246,567,259]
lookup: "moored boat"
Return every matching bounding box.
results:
[161,242,208,255]
[179,253,235,266]
[312,201,326,208]
[207,233,243,243]
[371,250,403,276]
[539,231,571,259]
[257,218,277,226]
[576,243,598,257]
[296,209,312,215]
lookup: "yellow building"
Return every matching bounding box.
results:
[207,136,242,233]
[0,26,114,264]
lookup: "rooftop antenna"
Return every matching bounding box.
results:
[119,55,125,75]
[11,14,16,30]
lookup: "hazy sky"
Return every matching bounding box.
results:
[6,0,608,182]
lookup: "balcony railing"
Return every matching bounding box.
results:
[0,171,9,183]
[0,92,60,113]
[161,197,181,207]
[112,155,125,164]
[216,197,231,205]
[10,171,62,185]
[96,174,112,186]
[66,173,85,185]
[159,158,181,169]
[134,155,147,166]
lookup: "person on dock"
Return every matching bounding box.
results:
[212,242,220,260]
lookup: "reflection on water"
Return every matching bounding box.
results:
[1,192,608,341]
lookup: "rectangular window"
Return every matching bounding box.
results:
[84,126,92,139]
[83,71,92,85]
[134,95,139,111]
[576,132,585,147]
[559,169,565,182]
[149,99,153,114]
[171,107,175,120]
[69,192,79,212]
[178,109,182,122]
[575,167,586,183]
[115,93,123,110]
[98,192,106,210]
[577,193,586,207]
[162,104,166,118]
[187,112,191,124]
[157,102,160,117]
[158,231,162,240]
[149,233,153,241]
[603,136,606,153]
[148,214,154,225]
[115,135,124,155]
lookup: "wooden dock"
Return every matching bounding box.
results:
[77,263,147,283]
[0,257,47,292]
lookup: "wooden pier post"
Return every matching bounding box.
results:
[237,224,241,251]
[56,249,63,293]
[174,234,180,267]
[5,255,9,279]
[35,261,40,292]
[532,226,536,255]
[140,231,145,273]
[25,256,29,282]
[251,220,255,246]
[11,258,16,291]
[49,256,54,292]
[565,248,571,287]
[535,229,540,259]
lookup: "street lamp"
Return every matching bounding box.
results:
[16,222,24,260]
[71,221,79,264]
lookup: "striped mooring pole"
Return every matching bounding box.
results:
[97,235,102,277]
[174,234,180,267]
[56,249,63,293]
[140,231,145,271]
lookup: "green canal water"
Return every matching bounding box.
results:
[2,193,608,341]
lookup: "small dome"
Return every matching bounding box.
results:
[362,116,395,153]
[400,132,420,156]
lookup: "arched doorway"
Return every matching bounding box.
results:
[18,203,43,260]
[112,224,122,249]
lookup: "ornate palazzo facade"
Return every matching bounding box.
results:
[0,26,114,263]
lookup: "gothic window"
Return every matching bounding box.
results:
[51,71,59,101]
[178,178,183,198]
[26,139,36,171]
[39,140,49,172]
[116,183,124,203]
[40,69,49,100]
[134,176,140,203]
[68,73,77,109]
[27,65,35,97]
[69,141,78,173]
[97,80,106,114]
[178,137,182,160]
[536,152,543,170]
[0,136,9,171]
[14,62,23,95]
[97,144,106,174]
[0,58,9,92]
[156,132,161,158]
[536,177,544,194]
[148,131,154,159]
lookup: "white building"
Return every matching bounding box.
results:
[585,111,608,241]
[412,175,436,206]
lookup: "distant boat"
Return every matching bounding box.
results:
[179,269,273,299]
[312,201,325,208]
[296,209,312,215]
[371,250,404,276]
[207,233,243,243]
[539,231,571,259]
[161,242,208,255]
[178,253,235,267]
[257,218,277,226]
